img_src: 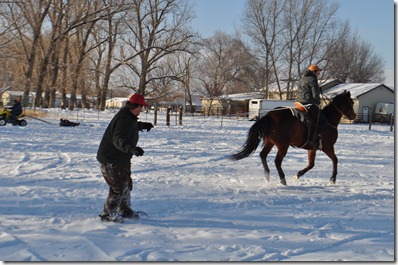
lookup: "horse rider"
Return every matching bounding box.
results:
[296,64,328,150]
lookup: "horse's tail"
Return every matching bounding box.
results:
[230,115,271,161]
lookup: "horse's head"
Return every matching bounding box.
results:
[332,90,356,120]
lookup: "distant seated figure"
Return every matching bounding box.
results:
[9,99,22,122]
[59,118,80,127]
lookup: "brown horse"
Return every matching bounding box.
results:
[230,91,356,186]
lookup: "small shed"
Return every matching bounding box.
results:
[201,92,264,116]
[322,83,394,123]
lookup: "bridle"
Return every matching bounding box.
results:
[320,91,353,120]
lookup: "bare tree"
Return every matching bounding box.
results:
[35,0,69,108]
[196,31,254,99]
[89,1,130,110]
[3,0,52,106]
[0,2,22,87]
[242,0,347,99]
[121,0,196,96]
[90,29,106,109]
[242,0,286,98]
[59,24,70,109]
[67,0,117,110]
[327,31,385,83]
[170,51,198,112]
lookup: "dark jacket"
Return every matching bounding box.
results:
[296,69,321,105]
[97,107,140,165]
[11,101,22,116]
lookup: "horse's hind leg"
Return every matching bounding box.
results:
[274,145,289,186]
[259,141,274,183]
[293,150,316,181]
[322,147,338,184]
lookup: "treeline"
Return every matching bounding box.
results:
[0,0,384,110]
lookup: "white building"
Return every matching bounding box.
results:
[105,97,128,109]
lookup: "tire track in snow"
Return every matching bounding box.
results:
[14,152,71,177]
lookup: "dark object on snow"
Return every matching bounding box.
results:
[60,119,80,127]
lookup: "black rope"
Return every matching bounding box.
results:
[24,114,58,126]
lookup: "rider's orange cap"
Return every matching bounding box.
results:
[309,64,322,72]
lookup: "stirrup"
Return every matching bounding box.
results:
[311,139,322,150]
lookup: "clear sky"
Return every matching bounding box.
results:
[190,0,395,86]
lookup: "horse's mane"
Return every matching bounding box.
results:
[322,91,351,118]
[326,91,348,105]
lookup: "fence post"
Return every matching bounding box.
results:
[179,106,183,126]
[166,107,171,126]
[390,113,394,132]
[154,106,158,126]
[368,112,372,130]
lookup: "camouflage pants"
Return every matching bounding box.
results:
[100,163,133,215]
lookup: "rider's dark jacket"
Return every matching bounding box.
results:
[296,69,321,105]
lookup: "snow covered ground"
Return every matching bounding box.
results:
[0,108,394,261]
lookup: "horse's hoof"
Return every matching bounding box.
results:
[280,179,287,186]
[329,179,336,185]
[264,172,270,183]
[292,175,299,181]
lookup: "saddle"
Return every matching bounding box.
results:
[287,102,311,126]
[288,102,320,149]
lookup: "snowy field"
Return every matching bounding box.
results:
[0,108,394,262]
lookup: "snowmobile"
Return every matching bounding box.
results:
[0,108,27,126]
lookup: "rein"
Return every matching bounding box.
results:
[321,92,349,119]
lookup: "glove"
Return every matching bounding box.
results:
[141,122,154,132]
[132,147,144,156]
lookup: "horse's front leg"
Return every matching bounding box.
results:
[274,145,288,185]
[293,150,316,181]
[322,147,338,184]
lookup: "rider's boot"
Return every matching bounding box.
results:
[309,134,322,150]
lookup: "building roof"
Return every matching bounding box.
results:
[106,97,128,102]
[264,81,297,93]
[221,92,264,101]
[323,83,394,98]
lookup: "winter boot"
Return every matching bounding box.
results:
[120,208,140,220]
[99,211,124,223]
[309,134,323,150]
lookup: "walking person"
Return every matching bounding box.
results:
[296,64,328,150]
[97,93,154,223]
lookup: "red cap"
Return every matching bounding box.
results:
[128,93,149,107]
